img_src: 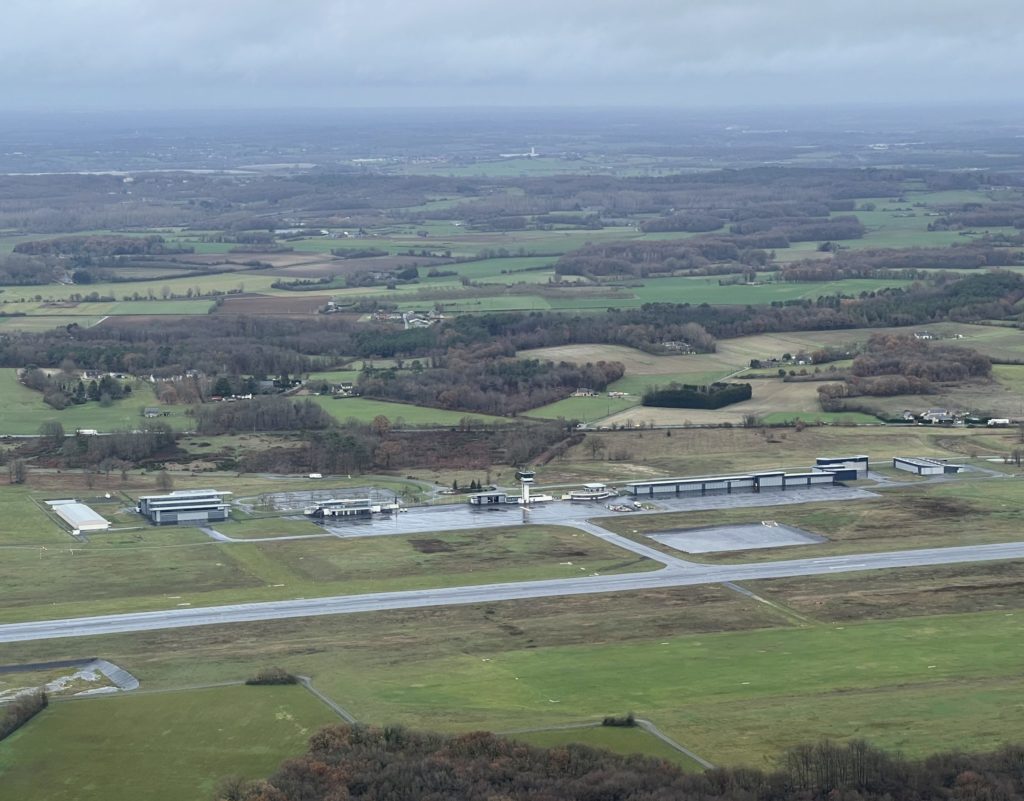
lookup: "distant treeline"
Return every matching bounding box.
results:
[818,335,992,404]
[0,275,1019,412]
[0,691,47,742]
[852,335,991,383]
[781,244,1021,282]
[13,234,191,262]
[358,352,625,417]
[451,271,1024,348]
[21,367,131,410]
[642,382,753,409]
[555,237,773,279]
[194,396,334,435]
[0,253,63,285]
[0,163,1014,236]
[217,724,1024,801]
[930,203,1024,230]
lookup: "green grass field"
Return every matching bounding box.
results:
[0,368,187,435]
[525,393,638,421]
[393,276,918,314]
[309,394,512,426]
[0,524,655,623]
[0,685,338,801]
[324,610,1024,764]
[5,569,1024,773]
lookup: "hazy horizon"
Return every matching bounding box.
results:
[3,0,1024,111]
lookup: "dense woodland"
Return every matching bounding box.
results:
[357,354,625,416]
[818,336,993,402]
[642,382,753,409]
[218,724,1024,801]
[0,271,1020,420]
[0,164,1016,239]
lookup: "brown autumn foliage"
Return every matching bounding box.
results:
[217,725,1024,801]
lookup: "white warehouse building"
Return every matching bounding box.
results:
[46,500,111,534]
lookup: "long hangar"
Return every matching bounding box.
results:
[622,455,870,498]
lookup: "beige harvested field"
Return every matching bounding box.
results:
[554,425,1014,479]
[519,344,741,375]
[600,379,822,426]
[723,323,1024,362]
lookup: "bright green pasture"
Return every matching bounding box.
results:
[309,394,512,426]
[393,276,916,315]
[993,364,1024,394]
[525,394,637,421]
[0,368,185,435]
[325,610,1024,765]
[0,271,279,304]
[0,314,106,331]
[306,369,362,385]
[0,486,68,546]
[0,685,338,801]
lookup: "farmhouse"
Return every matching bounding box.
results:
[892,457,964,476]
[624,469,837,498]
[137,489,232,525]
[920,408,957,425]
[46,499,110,534]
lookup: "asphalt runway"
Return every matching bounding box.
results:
[4,540,1024,644]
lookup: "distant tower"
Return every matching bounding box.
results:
[529,146,537,158]
[516,468,536,505]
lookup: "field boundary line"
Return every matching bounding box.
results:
[722,581,816,625]
[496,718,715,769]
[298,676,356,723]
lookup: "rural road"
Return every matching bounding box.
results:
[4,540,1024,643]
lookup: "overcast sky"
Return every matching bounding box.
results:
[4,0,1023,110]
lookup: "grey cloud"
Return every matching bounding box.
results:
[2,0,1023,108]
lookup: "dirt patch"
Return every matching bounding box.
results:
[758,562,1024,622]
[519,344,734,376]
[549,548,588,558]
[409,538,457,554]
[902,495,975,519]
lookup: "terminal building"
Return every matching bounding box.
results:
[304,498,399,518]
[623,469,837,498]
[468,490,508,506]
[893,457,964,476]
[137,489,232,525]
[46,499,110,535]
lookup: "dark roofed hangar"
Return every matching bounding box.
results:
[137,489,232,525]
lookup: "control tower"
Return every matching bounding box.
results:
[515,468,536,505]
